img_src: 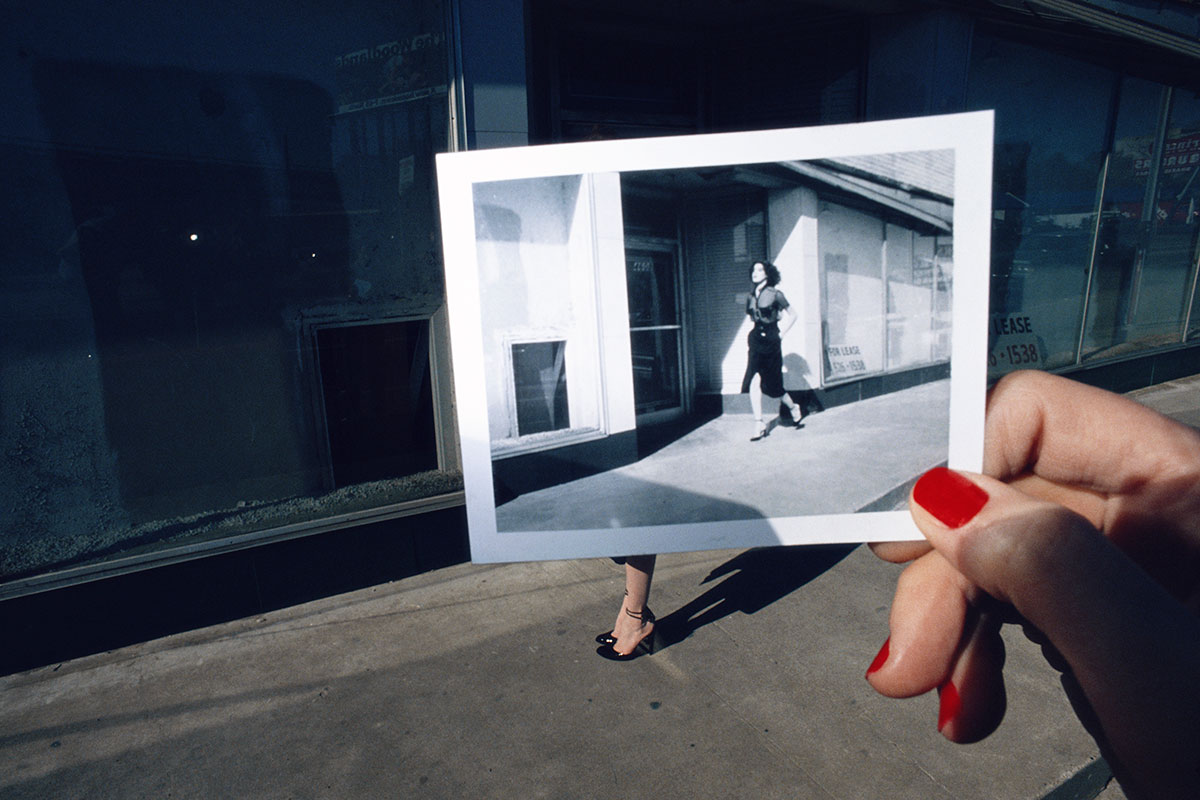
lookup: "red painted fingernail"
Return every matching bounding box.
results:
[937,680,961,733]
[913,467,989,528]
[865,637,890,677]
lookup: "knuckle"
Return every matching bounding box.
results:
[957,502,1091,601]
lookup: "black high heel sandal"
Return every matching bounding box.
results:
[594,606,653,646]
[789,404,804,427]
[596,607,659,661]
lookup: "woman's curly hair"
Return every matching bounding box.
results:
[753,260,781,287]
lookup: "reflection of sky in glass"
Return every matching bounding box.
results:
[1168,90,1200,134]
[1162,91,1200,201]
[966,32,1121,365]
[967,34,1112,211]
[1109,77,1167,204]
[3,0,446,158]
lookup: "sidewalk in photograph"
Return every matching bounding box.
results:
[7,373,1196,799]
[497,378,951,532]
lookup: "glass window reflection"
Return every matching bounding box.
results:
[967,33,1114,370]
[0,0,456,583]
[1131,89,1200,350]
[1083,79,1171,358]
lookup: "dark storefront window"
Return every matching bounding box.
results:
[967,33,1114,371]
[1168,91,1200,344]
[550,26,703,141]
[1083,78,1173,358]
[969,27,1200,377]
[1117,89,1200,353]
[1,2,458,587]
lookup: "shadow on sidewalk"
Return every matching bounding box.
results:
[655,543,857,649]
[635,408,722,459]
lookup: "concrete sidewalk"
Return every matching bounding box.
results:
[0,551,1108,799]
[6,373,1196,799]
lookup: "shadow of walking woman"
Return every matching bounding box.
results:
[653,544,857,649]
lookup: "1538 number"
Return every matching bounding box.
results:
[988,342,1039,366]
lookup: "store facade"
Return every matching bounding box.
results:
[3,0,1199,603]
[523,0,1200,389]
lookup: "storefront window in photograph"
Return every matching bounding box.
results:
[817,151,955,386]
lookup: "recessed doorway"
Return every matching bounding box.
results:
[626,242,685,424]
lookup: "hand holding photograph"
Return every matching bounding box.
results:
[436,111,993,562]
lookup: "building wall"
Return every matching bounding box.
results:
[768,186,823,393]
[683,192,769,394]
[525,2,1200,386]
[865,10,973,120]
[473,172,634,456]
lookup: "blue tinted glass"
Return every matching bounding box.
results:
[1083,78,1172,358]
[967,33,1113,370]
[1,1,454,581]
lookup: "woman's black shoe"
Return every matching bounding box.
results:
[596,630,660,661]
[595,606,657,660]
[595,606,653,645]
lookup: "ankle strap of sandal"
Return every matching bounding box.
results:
[624,606,655,623]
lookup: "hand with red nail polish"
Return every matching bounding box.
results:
[866,370,1200,800]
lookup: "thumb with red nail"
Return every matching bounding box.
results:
[867,370,1200,800]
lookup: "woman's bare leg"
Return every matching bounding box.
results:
[749,375,767,438]
[611,555,656,655]
[775,391,802,423]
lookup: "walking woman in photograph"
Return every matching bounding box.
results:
[741,260,803,440]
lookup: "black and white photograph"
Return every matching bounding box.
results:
[438,113,993,562]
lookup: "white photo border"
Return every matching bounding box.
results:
[437,111,993,563]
